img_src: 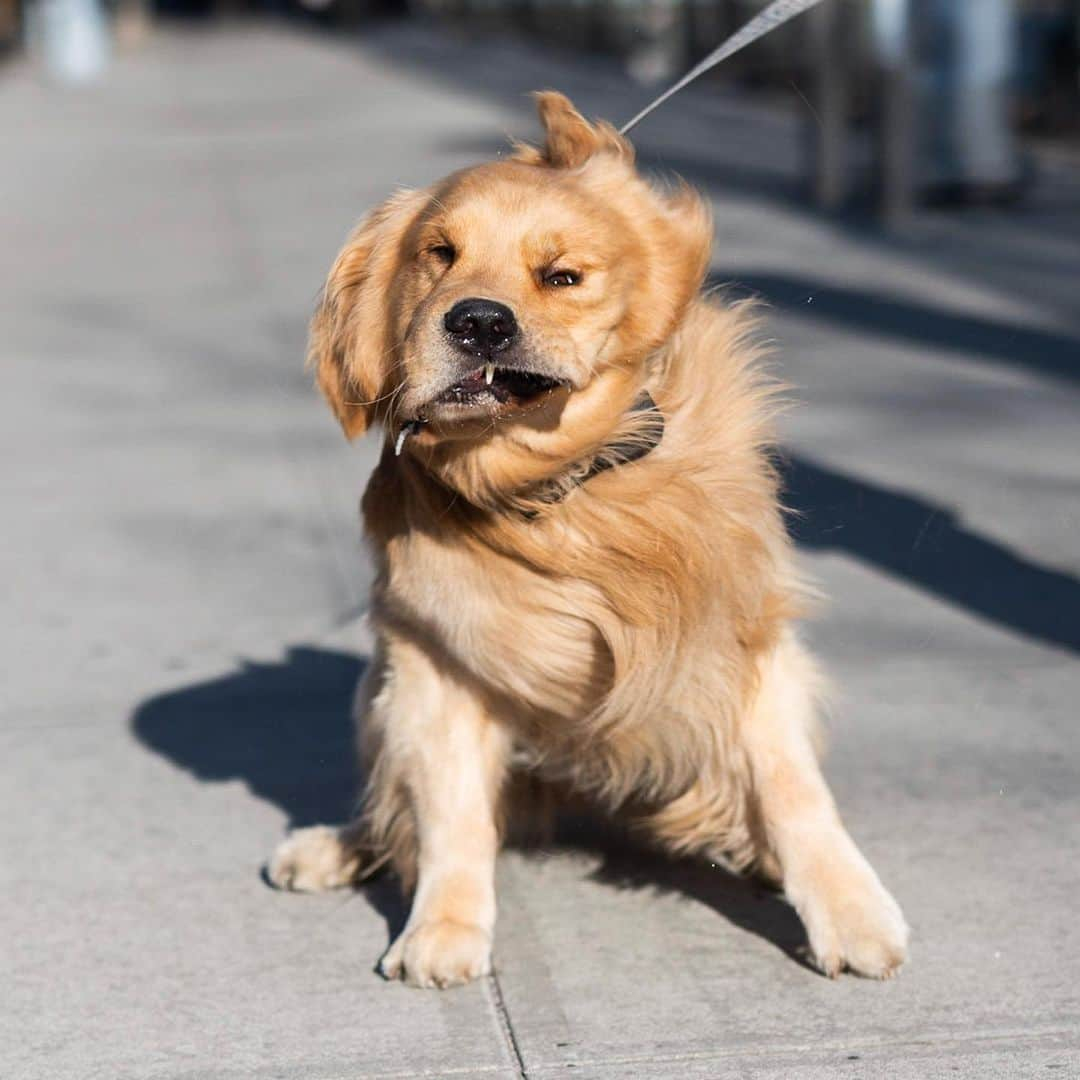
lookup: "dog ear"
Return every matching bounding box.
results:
[308,189,424,439]
[525,91,634,169]
[610,180,713,359]
[648,182,714,347]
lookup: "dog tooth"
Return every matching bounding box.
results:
[485,363,495,386]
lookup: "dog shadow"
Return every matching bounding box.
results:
[549,815,814,970]
[133,646,365,829]
[782,453,1080,654]
[131,644,809,966]
[133,646,411,941]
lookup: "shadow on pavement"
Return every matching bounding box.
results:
[783,455,1080,654]
[724,273,1080,385]
[554,817,815,971]
[133,645,412,941]
[133,646,364,830]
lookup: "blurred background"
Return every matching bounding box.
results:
[5,0,1080,213]
[3,2,1079,1078]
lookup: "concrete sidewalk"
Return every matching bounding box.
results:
[2,20,1078,1079]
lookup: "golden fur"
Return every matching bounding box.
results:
[269,93,908,988]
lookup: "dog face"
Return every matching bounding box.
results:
[390,161,639,427]
[310,93,711,473]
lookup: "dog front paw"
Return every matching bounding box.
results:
[799,864,909,979]
[267,825,359,893]
[379,921,492,989]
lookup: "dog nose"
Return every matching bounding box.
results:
[444,298,518,353]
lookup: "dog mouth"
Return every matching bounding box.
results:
[434,363,567,410]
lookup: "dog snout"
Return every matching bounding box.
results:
[444,298,518,354]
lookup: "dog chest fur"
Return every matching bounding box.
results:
[373,521,614,729]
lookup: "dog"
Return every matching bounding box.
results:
[268,92,908,988]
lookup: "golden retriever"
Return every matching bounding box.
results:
[268,92,908,988]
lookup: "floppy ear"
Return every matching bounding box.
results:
[644,182,714,348]
[605,179,713,359]
[308,189,424,439]
[522,91,634,169]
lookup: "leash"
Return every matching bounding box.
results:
[620,0,828,135]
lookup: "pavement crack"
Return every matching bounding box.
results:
[488,968,529,1078]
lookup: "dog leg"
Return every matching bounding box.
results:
[267,819,373,893]
[374,635,510,989]
[744,634,909,978]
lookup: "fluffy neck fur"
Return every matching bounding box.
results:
[366,296,805,647]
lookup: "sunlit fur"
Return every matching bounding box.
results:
[269,93,908,988]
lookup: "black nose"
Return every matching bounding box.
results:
[443,298,518,354]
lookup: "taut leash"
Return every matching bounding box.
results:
[620,0,828,135]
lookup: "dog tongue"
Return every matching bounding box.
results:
[455,368,488,393]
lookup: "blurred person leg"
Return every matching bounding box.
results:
[917,0,1023,204]
[872,0,916,222]
[30,0,111,84]
[1016,1,1079,132]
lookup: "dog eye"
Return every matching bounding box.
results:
[543,269,581,288]
[427,243,456,265]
